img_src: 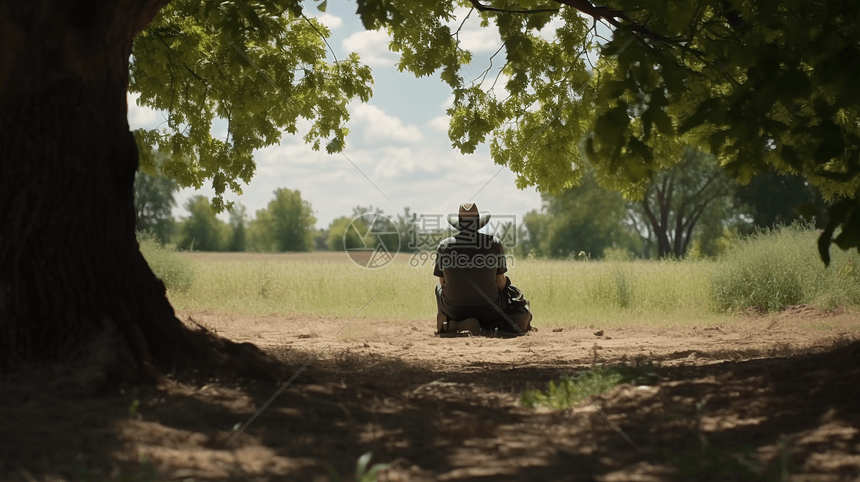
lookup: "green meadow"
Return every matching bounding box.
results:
[142,225,860,327]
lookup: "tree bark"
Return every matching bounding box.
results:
[0,1,282,390]
[641,198,672,258]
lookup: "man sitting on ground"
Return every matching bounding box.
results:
[434,203,530,335]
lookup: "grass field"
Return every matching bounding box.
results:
[166,251,724,327]
[147,225,860,327]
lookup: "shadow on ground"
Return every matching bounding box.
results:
[1,335,858,481]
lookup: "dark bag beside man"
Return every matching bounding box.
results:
[482,277,533,335]
[503,281,533,332]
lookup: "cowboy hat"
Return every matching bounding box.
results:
[447,203,491,231]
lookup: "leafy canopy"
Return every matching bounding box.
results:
[356,0,860,262]
[130,0,372,211]
[133,0,860,262]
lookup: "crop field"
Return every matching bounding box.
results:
[5,227,860,481]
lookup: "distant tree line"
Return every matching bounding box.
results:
[517,147,827,260]
[133,174,419,253]
[136,147,827,258]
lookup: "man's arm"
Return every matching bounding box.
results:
[496,274,507,290]
[439,276,446,287]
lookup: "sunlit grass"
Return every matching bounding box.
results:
[710,223,860,312]
[511,258,722,326]
[145,225,860,328]
[520,364,659,409]
[164,254,728,327]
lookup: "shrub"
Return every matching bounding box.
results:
[138,231,195,292]
[709,223,860,312]
[521,365,658,409]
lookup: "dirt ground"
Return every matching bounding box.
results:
[2,306,860,482]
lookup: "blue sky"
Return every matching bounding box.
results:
[128,2,551,229]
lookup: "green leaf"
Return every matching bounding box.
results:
[325,464,341,482]
[627,137,654,167]
[651,108,674,137]
[833,208,860,252]
[317,0,327,13]
[597,80,630,103]
[779,145,803,172]
[708,130,731,156]
[678,98,721,134]
[641,106,654,140]
[355,452,372,479]
[818,198,857,267]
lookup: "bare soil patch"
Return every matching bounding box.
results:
[2,310,859,481]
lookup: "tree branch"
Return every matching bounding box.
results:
[154,32,208,85]
[301,14,339,65]
[468,0,561,15]
[551,0,686,43]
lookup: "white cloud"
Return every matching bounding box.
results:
[256,143,338,173]
[457,27,502,53]
[428,116,450,133]
[316,13,342,30]
[537,16,566,42]
[173,141,541,231]
[350,104,423,144]
[440,94,456,110]
[127,92,158,128]
[446,7,503,54]
[342,30,398,66]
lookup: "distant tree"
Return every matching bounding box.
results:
[325,206,401,255]
[736,170,828,233]
[246,209,273,253]
[133,171,178,244]
[630,149,738,258]
[177,196,227,252]
[521,170,636,259]
[395,207,418,253]
[227,204,248,252]
[313,228,329,251]
[516,210,549,258]
[327,216,360,252]
[352,206,400,256]
[691,194,743,258]
[248,189,316,252]
[351,205,384,217]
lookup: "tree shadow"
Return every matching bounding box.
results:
[1,337,858,481]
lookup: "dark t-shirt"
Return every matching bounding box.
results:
[433,230,507,312]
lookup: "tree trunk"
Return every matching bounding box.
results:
[641,199,672,258]
[0,1,281,390]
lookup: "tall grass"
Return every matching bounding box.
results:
[167,255,723,327]
[709,223,860,312]
[169,258,439,318]
[513,258,718,325]
[163,225,860,325]
[138,232,195,292]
